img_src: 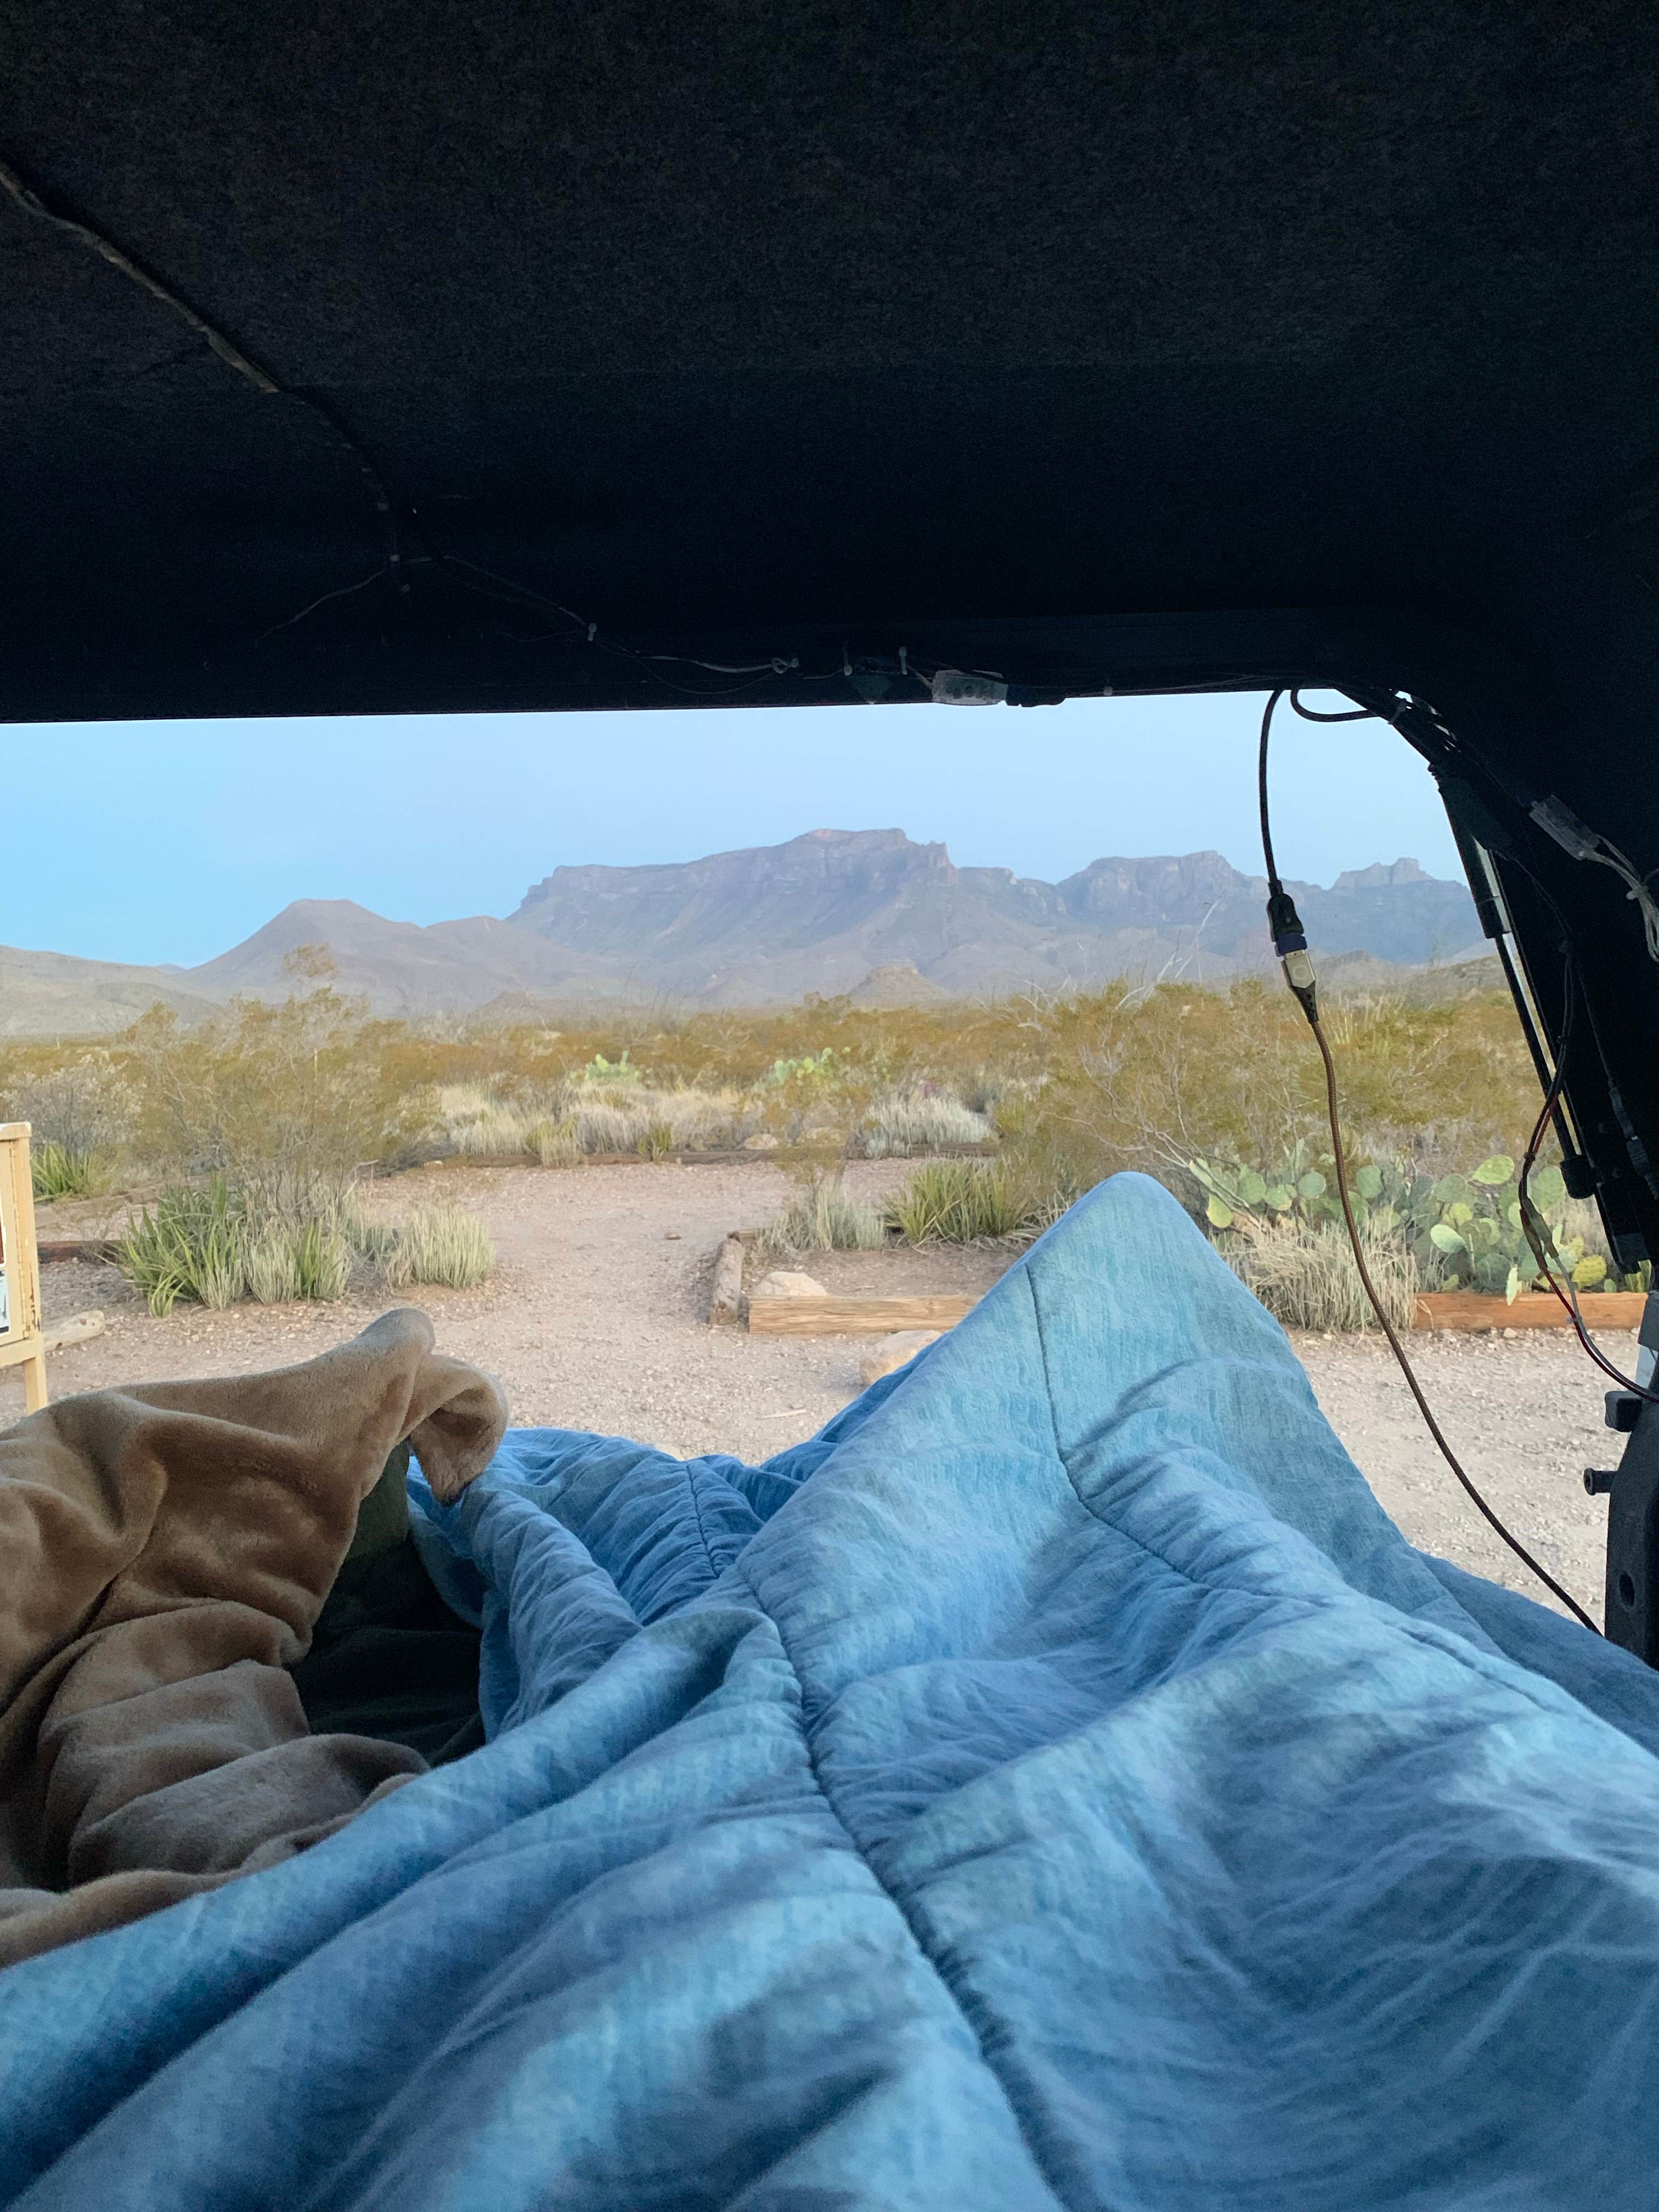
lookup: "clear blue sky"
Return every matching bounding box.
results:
[9,689,1461,968]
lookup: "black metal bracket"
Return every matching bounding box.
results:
[1602,1296,1659,1662]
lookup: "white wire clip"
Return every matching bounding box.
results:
[1530,795,1659,962]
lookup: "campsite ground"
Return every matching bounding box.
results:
[11,1161,1624,1627]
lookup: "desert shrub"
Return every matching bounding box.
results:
[859,1087,991,1157]
[117,1180,361,1315]
[757,1177,888,1257]
[125,992,397,1226]
[116,1182,247,1316]
[1224,1219,1420,1334]
[385,1205,495,1290]
[5,1054,136,1198]
[1018,980,1541,1201]
[885,1158,1049,1243]
[342,1199,401,1270]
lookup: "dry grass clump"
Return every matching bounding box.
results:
[1223,1218,1420,1334]
[757,1177,888,1257]
[567,1085,745,1154]
[382,1205,495,1290]
[242,1222,304,1305]
[524,1115,581,1167]
[434,1076,746,1159]
[453,1103,535,1156]
[858,1088,992,1157]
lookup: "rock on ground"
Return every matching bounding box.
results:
[860,1331,942,1386]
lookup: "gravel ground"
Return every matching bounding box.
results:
[8,1163,1627,1627]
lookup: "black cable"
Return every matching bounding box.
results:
[1289,690,1375,724]
[1308,1012,1601,1633]
[1,151,407,582]
[1257,690,1602,1633]
[1256,690,1285,888]
[0,154,278,393]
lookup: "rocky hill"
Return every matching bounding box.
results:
[509,830,1485,1002]
[0,831,1486,1034]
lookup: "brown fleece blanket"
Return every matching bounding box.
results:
[0,1309,507,1968]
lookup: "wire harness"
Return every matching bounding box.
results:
[1528,796,1659,965]
[1257,690,1601,1632]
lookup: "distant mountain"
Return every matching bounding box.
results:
[0,943,218,1037]
[0,831,1487,1035]
[509,830,1485,1001]
[184,899,623,1013]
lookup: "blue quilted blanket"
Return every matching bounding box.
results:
[4,1173,1659,2210]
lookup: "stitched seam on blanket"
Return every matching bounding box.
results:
[733,1555,1071,2212]
[1025,1263,1263,1604]
[683,1463,723,1585]
[1023,1265,1615,1724]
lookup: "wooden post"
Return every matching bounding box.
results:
[0,1123,48,1412]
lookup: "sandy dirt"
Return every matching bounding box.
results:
[8,1161,1628,1627]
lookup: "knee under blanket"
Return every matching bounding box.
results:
[0,1310,507,1967]
[4,1175,1659,2209]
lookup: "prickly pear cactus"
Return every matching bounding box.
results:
[1186,1145,1643,1299]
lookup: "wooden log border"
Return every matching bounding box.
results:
[1413,1290,1646,1332]
[748,1286,1651,1338]
[748,1293,979,1336]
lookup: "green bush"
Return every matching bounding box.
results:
[885,1158,1048,1244]
[31,1141,104,1203]
[117,1181,359,1314]
[115,1181,246,1317]
[761,1049,840,1089]
[581,1052,639,1086]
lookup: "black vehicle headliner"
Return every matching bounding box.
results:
[3,3,1658,1237]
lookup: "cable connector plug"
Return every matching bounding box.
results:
[1265,886,1318,1022]
[1281,946,1319,1025]
[1265,884,1306,957]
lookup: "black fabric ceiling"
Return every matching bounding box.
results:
[3,2,1656,729]
[5,3,1659,1238]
